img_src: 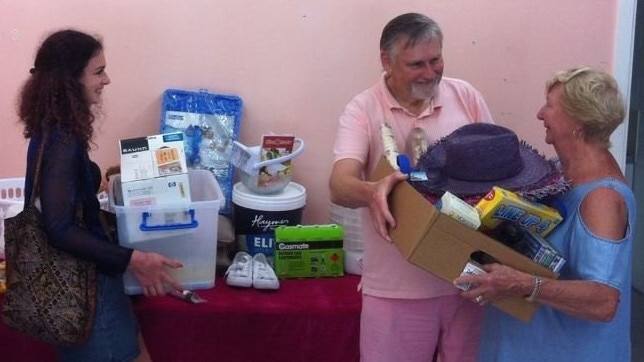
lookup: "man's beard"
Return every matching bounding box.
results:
[411,77,441,100]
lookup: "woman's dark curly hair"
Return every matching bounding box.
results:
[18,29,103,148]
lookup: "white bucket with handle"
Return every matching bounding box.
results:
[230,138,305,194]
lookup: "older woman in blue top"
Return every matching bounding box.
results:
[454,67,635,361]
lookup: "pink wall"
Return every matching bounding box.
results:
[0,1,620,223]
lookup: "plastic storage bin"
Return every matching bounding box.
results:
[0,178,25,214]
[109,170,224,294]
[0,177,109,213]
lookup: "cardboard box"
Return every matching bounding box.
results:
[514,229,566,273]
[274,225,344,278]
[476,186,562,236]
[370,158,558,322]
[119,132,188,182]
[120,173,191,207]
[119,132,191,206]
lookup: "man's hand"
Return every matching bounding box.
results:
[368,171,408,242]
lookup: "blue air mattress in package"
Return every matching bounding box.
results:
[160,89,242,214]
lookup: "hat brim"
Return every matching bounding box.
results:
[414,141,562,198]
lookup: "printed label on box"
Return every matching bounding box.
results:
[120,132,188,183]
[122,173,191,206]
[256,134,295,188]
[274,225,344,278]
[455,261,487,291]
[475,186,562,236]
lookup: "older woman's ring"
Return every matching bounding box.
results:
[475,295,484,303]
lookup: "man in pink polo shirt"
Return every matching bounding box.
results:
[329,13,494,362]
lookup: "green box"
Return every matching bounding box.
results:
[274,224,344,278]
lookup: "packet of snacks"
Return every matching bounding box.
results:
[475,186,563,237]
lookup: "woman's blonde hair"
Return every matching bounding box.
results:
[546,66,625,148]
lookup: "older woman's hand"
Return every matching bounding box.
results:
[453,263,534,306]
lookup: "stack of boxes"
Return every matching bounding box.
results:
[119,132,191,207]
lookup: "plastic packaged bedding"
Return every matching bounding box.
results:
[160,89,242,214]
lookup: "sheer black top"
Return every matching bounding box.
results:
[24,129,132,275]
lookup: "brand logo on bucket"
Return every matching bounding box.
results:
[251,214,291,232]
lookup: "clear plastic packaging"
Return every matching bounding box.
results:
[160,89,242,214]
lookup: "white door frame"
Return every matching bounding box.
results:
[613,0,637,169]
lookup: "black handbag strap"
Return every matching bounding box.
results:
[28,133,48,208]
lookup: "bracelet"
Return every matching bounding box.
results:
[525,275,543,303]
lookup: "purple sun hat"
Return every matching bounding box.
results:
[414,123,568,203]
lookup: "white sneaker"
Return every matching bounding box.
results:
[252,253,280,290]
[225,251,253,288]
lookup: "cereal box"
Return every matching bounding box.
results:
[475,186,562,236]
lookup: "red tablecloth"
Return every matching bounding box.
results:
[0,275,362,362]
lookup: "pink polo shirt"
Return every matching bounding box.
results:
[333,73,494,299]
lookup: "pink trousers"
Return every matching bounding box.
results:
[360,293,484,362]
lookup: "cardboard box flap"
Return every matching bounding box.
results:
[370,158,440,256]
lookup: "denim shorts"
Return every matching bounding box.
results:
[58,274,140,362]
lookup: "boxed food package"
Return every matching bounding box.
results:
[370,158,558,322]
[109,170,224,294]
[274,224,344,278]
[119,132,191,206]
[492,224,566,274]
[475,186,563,236]
[519,230,566,273]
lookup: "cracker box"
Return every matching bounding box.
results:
[475,186,563,236]
[119,132,191,206]
[370,158,558,322]
[274,224,344,278]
